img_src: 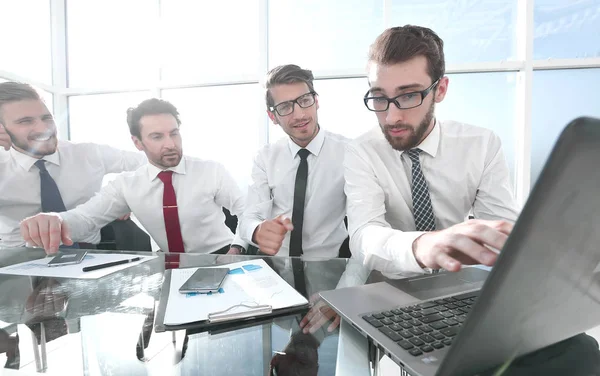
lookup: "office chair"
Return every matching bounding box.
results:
[338,217,352,258]
[98,219,152,252]
[222,207,238,234]
[222,208,260,255]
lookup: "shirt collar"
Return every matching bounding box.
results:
[401,119,440,158]
[287,128,325,158]
[147,155,187,181]
[9,146,61,172]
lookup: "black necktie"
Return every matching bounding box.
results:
[35,160,79,249]
[289,149,310,297]
[407,149,437,231]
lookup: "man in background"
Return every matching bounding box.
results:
[0,82,145,249]
[239,64,349,297]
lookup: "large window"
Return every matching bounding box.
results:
[533,0,600,59]
[160,0,260,83]
[390,0,519,63]
[0,0,52,84]
[2,0,599,201]
[69,92,151,151]
[269,0,384,73]
[66,0,159,88]
[162,84,262,189]
[531,68,600,185]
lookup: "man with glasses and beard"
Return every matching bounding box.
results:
[0,82,145,249]
[19,98,248,259]
[345,26,520,277]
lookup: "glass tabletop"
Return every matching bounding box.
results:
[0,248,370,376]
[1,248,599,376]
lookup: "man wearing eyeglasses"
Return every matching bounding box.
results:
[345,26,520,277]
[239,64,349,296]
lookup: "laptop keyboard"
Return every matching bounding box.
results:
[362,291,479,357]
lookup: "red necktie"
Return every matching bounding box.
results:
[158,171,184,268]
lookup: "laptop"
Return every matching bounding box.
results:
[321,117,600,376]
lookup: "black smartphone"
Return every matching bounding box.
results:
[178,267,229,293]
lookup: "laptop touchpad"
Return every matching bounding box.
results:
[387,267,489,300]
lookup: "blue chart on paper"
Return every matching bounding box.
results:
[228,264,263,275]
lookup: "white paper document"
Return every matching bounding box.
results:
[163,259,308,326]
[0,253,156,279]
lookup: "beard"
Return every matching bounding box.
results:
[380,101,435,151]
[155,149,183,168]
[5,127,58,157]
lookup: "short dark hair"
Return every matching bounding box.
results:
[126,98,181,139]
[264,64,315,109]
[0,82,42,123]
[368,25,445,83]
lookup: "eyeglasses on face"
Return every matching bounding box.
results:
[363,79,440,112]
[270,92,318,116]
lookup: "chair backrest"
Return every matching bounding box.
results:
[222,207,238,234]
[222,207,261,255]
[98,219,152,252]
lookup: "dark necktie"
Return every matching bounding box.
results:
[289,149,310,297]
[34,160,79,249]
[407,149,437,232]
[158,171,185,268]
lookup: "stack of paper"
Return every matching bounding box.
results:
[163,259,308,326]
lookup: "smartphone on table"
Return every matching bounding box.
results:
[47,250,88,267]
[178,267,229,294]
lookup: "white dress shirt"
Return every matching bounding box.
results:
[0,141,145,248]
[61,156,248,254]
[239,129,349,258]
[345,119,520,276]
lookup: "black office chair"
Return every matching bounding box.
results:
[222,208,260,255]
[222,207,238,234]
[98,219,152,252]
[338,217,352,258]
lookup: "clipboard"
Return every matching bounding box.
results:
[155,260,309,332]
[193,308,311,337]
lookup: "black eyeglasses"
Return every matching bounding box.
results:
[363,79,440,112]
[269,92,317,116]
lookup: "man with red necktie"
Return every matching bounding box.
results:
[19,98,248,266]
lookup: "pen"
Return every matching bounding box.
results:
[82,257,141,272]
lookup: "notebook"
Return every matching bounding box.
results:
[161,259,309,327]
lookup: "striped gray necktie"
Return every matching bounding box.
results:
[407,149,436,231]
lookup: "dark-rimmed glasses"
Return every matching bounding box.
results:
[364,79,440,112]
[269,92,318,116]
